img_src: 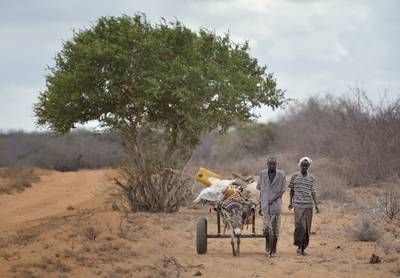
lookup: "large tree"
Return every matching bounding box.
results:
[34,14,285,212]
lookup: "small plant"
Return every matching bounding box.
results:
[347,215,382,242]
[82,226,100,241]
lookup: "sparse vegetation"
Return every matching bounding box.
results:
[0,166,40,194]
[10,257,71,276]
[63,241,137,268]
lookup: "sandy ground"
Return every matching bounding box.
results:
[0,169,399,277]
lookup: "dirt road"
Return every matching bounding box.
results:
[0,169,113,226]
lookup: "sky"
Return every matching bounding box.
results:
[0,0,399,131]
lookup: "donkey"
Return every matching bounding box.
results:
[220,193,254,256]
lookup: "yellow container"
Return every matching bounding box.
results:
[196,167,222,187]
[224,186,238,198]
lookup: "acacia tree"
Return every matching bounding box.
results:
[34,14,285,212]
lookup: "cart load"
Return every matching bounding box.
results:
[194,168,259,206]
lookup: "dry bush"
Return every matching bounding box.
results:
[347,215,382,242]
[378,188,400,221]
[108,124,198,213]
[114,167,193,213]
[0,166,40,194]
[274,91,400,187]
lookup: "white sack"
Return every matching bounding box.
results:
[193,178,234,203]
[242,181,259,205]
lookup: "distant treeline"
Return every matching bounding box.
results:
[2,92,400,188]
[275,91,400,186]
[0,130,125,171]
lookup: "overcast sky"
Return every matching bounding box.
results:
[0,0,399,131]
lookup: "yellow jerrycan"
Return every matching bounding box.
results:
[196,167,222,187]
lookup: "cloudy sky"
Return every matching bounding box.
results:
[0,0,399,131]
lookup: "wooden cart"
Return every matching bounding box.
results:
[196,205,266,254]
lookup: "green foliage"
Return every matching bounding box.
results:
[34,14,284,168]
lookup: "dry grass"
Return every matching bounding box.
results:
[0,166,40,194]
[63,241,138,268]
[10,257,71,276]
[0,229,40,248]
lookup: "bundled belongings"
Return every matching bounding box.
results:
[193,168,259,206]
[193,177,234,204]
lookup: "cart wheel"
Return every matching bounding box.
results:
[196,216,207,254]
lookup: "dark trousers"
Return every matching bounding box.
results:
[294,207,313,250]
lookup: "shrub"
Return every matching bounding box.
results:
[0,167,40,194]
[347,215,382,242]
[114,167,193,213]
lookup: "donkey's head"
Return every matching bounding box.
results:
[230,209,243,237]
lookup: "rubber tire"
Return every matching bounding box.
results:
[196,216,208,254]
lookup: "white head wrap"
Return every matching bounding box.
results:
[298,156,312,167]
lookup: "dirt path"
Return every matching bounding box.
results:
[0,169,114,227]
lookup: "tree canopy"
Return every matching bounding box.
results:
[35,14,284,150]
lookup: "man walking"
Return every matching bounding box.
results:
[288,157,319,256]
[257,157,286,257]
